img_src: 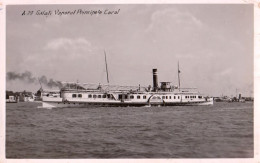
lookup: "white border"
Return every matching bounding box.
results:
[254,0,260,162]
[0,0,259,163]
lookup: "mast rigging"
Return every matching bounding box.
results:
[178,61,181,91]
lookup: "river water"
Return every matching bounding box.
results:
[6,102,253,158]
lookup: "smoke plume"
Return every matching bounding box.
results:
[7,71,62,88]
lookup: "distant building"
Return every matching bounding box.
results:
[18,91,35,102]
[6,91,18,103]
[214,93,253,103]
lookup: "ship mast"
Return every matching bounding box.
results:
[104,50,109,84]
[38,78,43,90]
[178,61,181,91]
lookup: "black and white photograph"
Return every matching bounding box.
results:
[2,1,257,161]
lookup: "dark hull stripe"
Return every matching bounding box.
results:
[44,101,212,107]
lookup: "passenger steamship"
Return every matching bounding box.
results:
[42,66,213,108]
[41,52,213,108]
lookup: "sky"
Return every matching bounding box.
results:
[6,4,253,97]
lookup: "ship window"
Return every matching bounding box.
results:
[162,96,165,99]
[88,94,92,98]
[178,96,180,99]
[198,96,202,99]
[130,95,134,99]
[143,96,146,99]
[98,95,101,98]
[169,96,171,99]
[78,94,82,98]
[107,94,110,98]
[102,95,106,98]
[72,94,77,98]
[119,94,122,99]
[137,95,140,99]
[124,95,128,99]
[174,96,176,99]
[93,95,97,98]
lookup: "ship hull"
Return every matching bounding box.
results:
[41,98,213,108]
[42,101,148,108]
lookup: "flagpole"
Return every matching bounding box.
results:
[178,61,181,91]
[104,50,109,84]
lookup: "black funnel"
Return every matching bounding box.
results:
[152,69,158,92]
